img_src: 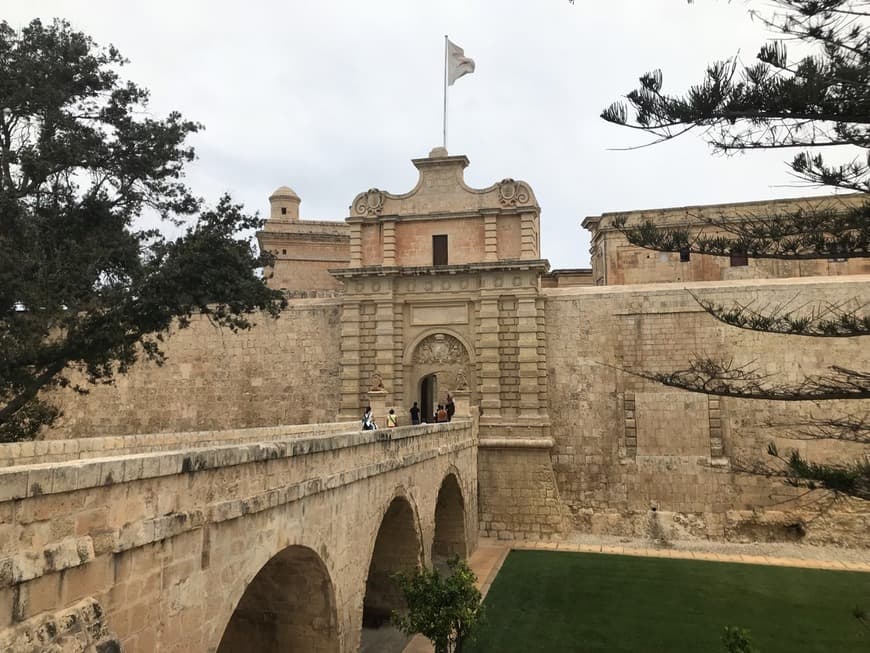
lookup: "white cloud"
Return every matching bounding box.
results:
[8,0,824,267]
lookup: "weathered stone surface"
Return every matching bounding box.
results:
[1,422,478,652]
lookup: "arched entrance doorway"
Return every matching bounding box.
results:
[420,373,437,423]
[217,545,339,652]
[432,473,467,571]
[361,495,423,653]
[408,332,474,420]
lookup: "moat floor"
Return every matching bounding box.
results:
[404,536,870,653]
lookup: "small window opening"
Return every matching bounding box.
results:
[679,247,690,263]
[730,251,748,267]
[281,206,287,215]
[433,235,448,266]
[282,249,287,255]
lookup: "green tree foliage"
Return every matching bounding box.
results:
[722,626,759,653]
[391,556,484,653]
[601,0,869,500]
[0,19,286,441]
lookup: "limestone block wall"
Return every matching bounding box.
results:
[45,299,343,439]
[478,441,567,541]
[545,275,870,545]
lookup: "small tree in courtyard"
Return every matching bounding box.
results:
[392,555,484,653]
[601,0,869,500]
[0,19,286,441]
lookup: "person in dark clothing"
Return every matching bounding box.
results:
[410,402,421,425]
[361,406,376,430]
[446,393,455,421]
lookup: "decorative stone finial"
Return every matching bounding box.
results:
[428,146,449,158]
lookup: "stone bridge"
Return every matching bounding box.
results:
[0,418,478,652]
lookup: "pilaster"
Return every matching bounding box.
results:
[349,222,362,267]
[339,301,362,419]
[516,295,541,417]
[520,211,539,259]
[382,219,397,267]
[476,297,502,415]
[374,299,396,403]
[483,215,498,262]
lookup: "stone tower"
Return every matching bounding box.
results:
[257,186,350,292]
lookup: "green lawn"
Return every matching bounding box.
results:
[460,550,870,653]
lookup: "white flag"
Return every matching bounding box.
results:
[447,39,475,86]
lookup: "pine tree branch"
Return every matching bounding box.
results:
[688,291,870,337]
[627,358,870,401]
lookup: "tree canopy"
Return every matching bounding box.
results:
[391,556,484,653]
[602,0,869,500]
[0,19,285,442]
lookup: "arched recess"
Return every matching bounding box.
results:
[404,329,476,416]
[432,472,468,570]
[216,545,339,653]
[362,494,423,631]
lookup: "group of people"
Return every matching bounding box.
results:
[362,394,455,430]
[409,394,454,425]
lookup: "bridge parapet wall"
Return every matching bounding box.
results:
[0,419,478,652]
[0,421,358,468]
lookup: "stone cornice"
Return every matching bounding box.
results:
[344,206,539,225]
[330,259,550,279]
[258,231,350,244]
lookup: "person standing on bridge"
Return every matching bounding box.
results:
[387,409,398,428]
[362,406,377,430]
[410,401,420,425]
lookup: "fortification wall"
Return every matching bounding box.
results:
[544,275,870,546]
[46,299,343,439]
[37,272,870,545]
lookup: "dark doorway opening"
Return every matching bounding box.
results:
[420,373,437,423]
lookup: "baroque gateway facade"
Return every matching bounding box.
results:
[38,148,870,546]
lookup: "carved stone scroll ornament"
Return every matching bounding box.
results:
[497,178,531,207]
[369,371,385,391]
[353,188,385,216]
[455,369,470,391]
[413,333,469,365]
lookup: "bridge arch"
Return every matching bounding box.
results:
[361,489,423,636]
[216,544,339,653]
[432,470,468,568]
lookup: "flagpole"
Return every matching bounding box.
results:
[443,34,448,150]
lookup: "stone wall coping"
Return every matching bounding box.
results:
[542,274,870,297]
[0,421,475,502]
[581,192,866,231]
[0,421,359,467]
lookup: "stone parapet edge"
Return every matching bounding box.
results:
[0,427,477,588]
[0,421,473,501]
[0,421,359,467]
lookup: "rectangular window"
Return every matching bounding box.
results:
[730,251,748,267]
[433,234,448,266]
[281,206,287,215]
[679,247,690,263]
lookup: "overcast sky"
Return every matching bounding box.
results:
[8,1,828,268]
